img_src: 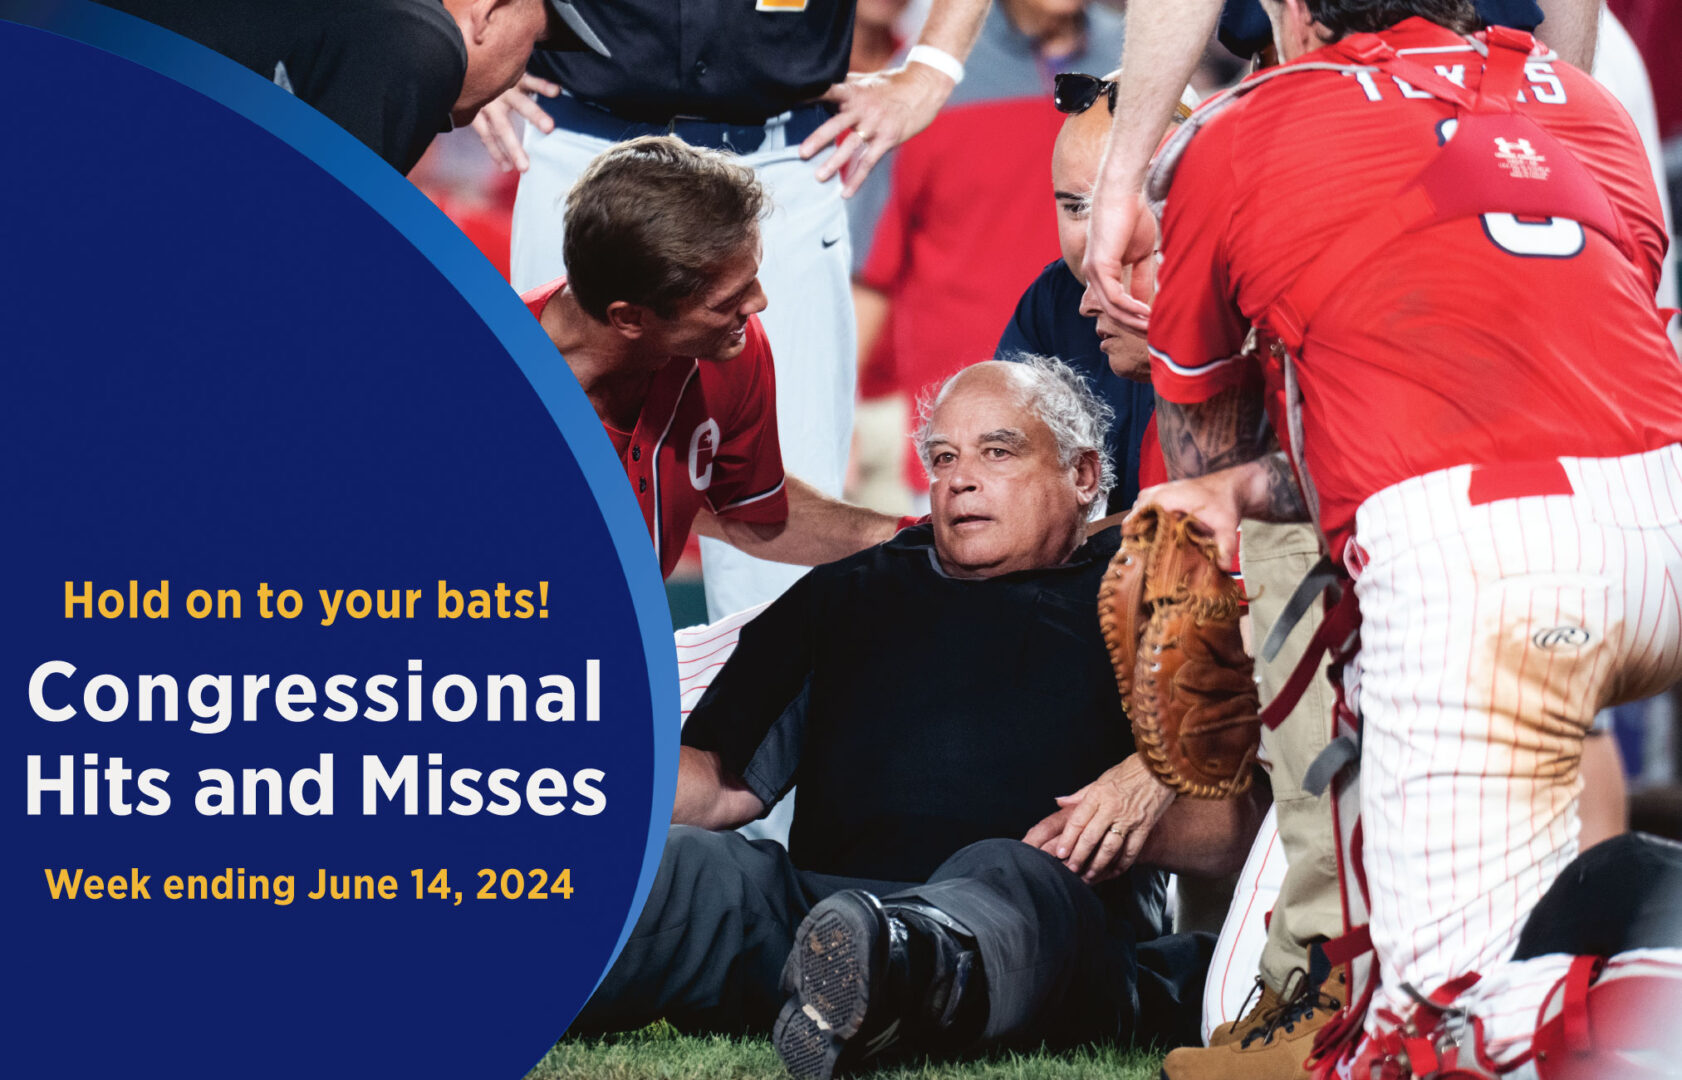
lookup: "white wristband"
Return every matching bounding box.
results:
[906,44,965,85]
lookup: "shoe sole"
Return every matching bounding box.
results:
[773,891,888,1080]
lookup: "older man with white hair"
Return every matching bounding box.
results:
[998,71,1201,516]
[567,357,1264,1078]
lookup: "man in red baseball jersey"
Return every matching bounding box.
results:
[1138,1,1682,1077]
[524,136,901,581]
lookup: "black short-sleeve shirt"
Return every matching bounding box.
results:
[98,0,465,174]
[528,0,854,123]
[683,524,1168,939]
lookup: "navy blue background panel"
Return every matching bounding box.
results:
[1,5,677,1077]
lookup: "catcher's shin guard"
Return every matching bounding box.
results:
[1342,954,1682,1080]
[1529,953,1682,1080]
[1519,834,1682,1080]
[1343,833,1682,1080]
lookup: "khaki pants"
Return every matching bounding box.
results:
[1241,520,1344,991]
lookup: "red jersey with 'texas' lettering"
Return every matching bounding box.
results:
[1149,18,1682,554]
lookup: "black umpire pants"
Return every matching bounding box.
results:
[570,827,1213,1051]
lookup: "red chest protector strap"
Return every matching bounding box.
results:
[1264,28,1631,353]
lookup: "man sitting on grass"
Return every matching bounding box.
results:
[569,357,1265,1078]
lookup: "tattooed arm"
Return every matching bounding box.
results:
[1132,385,1309,562]
[1249,452,1310,522]
[1154,383,1272,481]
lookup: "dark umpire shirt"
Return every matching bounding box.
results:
[97,0,465,173]
[999,261,1158,516]
[683,524,1168,941]
[528,0,854,123]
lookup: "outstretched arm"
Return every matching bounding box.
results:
[694,475,900,566]
[1537,0,1600,69]
[469,73,561,173]
[1082,0,1223,328]
[1154,383,1274,481]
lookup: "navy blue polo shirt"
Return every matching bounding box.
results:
[998,260,1158,515]
[529,0,854,123]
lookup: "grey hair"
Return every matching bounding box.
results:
[914,354,1116,512]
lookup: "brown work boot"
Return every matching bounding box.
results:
[1161,965,1347,1080]
[1207,976,1284,1047]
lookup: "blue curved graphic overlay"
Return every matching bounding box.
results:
[1,4,678,1077]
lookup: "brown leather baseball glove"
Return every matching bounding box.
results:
[1097,505,1261,798]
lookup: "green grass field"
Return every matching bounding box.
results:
[526,1023,1166,1080]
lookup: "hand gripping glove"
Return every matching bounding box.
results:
[1097,505,1261,798]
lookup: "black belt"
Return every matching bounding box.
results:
[536,95,832,155]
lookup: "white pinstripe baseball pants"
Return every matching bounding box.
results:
[1344,446,1682,1073]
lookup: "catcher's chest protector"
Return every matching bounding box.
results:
[1150,26,1632,360]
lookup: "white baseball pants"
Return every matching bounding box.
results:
[1345,445,1682,1073]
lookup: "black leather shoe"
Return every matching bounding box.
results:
[773,890,984,1079]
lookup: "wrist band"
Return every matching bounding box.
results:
[906,44,965,85]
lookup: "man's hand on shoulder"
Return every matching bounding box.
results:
[470,74,560,172]
[696,475,900,566]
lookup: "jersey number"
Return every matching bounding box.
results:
[1437,119,1587,259]
[1480,214,1585,258]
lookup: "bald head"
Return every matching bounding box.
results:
[1055,80,1199,382]
[916,358,1112,578]
[1051,101,1115,284]
[1053,103,1113,189]
[443,0,550,125]
[933,358,1032,405]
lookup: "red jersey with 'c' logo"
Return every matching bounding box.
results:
[522,278,789,578]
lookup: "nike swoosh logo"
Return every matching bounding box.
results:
[821,235,842,249]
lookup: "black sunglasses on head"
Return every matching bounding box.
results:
[1053,72,1116,116]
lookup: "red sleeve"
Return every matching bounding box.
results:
[1147,115,1252,404]
[1137,414,1168,490]
[707,317,789,525]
